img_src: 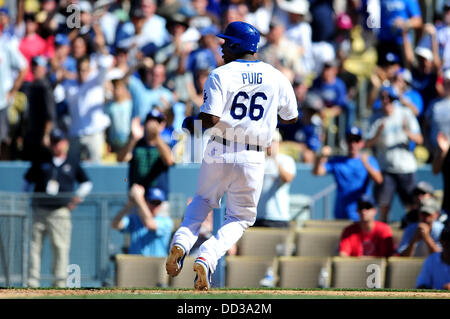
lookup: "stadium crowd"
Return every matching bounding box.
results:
[0,0,449,288]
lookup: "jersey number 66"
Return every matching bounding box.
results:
[230,91,267,121]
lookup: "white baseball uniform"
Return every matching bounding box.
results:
[171,59,298,273]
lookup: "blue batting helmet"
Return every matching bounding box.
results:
[216,21,260,55]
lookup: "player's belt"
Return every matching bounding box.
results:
[211,135,264,152]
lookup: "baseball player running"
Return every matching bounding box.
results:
[166,21,299,290]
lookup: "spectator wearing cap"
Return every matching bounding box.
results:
[398,197,445,257]
[117,109,174,202]
[50,33,77,83]
[186,24,222,80]
[401,181,437,229]
[18,12,52,84]
[255,131,297,228]
[392,68,424,117]
[313,126,383,221]
[416,226,450,290]
[275,0,314,76]
[368,52,402,108]
[365,0,422,66]
[23,55,56,161]
[339,195,395,257]
[278,91,324,163]
[23,128,93,287]
[403,23,441,112]
[63,33,113,163]
[366,85,423,222]
[310,60,351,133]
[111,184,174,257]
[0,15,28,160]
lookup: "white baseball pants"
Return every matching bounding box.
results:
[171,140,265,273]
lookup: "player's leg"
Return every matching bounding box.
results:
[28,209,47,288]
[194,161,265,289]
[167,159,231,276]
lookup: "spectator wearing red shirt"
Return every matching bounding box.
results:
[19,13,52,83]
[339,195,395,257]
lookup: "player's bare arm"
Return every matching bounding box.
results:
[198,112,221,130]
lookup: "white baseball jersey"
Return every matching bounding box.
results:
[200,59,298,148]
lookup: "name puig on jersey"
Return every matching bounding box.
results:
[242,72,262,84]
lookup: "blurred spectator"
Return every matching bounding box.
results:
[437,1,450,69]
[258,19,304,77]
[276,0,314,76]
[50,33,77,83]
[366,0,423,66]
[403,24,441,113]
[118,109,174,188]
[423,69,450,152]
[186,25,222,80]
[398,197,445,257]
[401,181,437,229]
[24,128,93,287]
[309,0,335,43]
[278,91,324,163]
[64,34,113,163]
[0,21,28,160]
[105,78,133,154]
[255,131,296,228]
[416,226,450,290]
[111,184,173,257]
[189,0,220,30]
[366,85,423,222]
[129,62,176,122]
[432,132,450,225]
[368,52,402,108]
[392,68,424,118]
[311,60,351,134]
[94,0,120,50]
[155,12,194,104]
[23,56,55,161]
[245,0,273,37]
[339,195,395,257]
[19,12,52,85]
[313,126,383,221]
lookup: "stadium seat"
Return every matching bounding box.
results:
[168,256,197,288]
[115,254,168,288]
[331,257,387,288]
[277,256,332,288]
[301,219,353,230]
[385,257,425,289]
[225,256,277,288]
[237,227,292,256]
[295,228,342,257]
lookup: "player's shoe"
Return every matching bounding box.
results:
[193,257,211,291]
[166,243,186,277]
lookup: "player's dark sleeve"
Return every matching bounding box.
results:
[278,115,298,124]
[198,112,221,129]
[24,162,38,183]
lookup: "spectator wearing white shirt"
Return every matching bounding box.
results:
[0,23,28,160]
[64,32,113,163]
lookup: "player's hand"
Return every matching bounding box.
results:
[443,283,450,290]
[130,117,144,142]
